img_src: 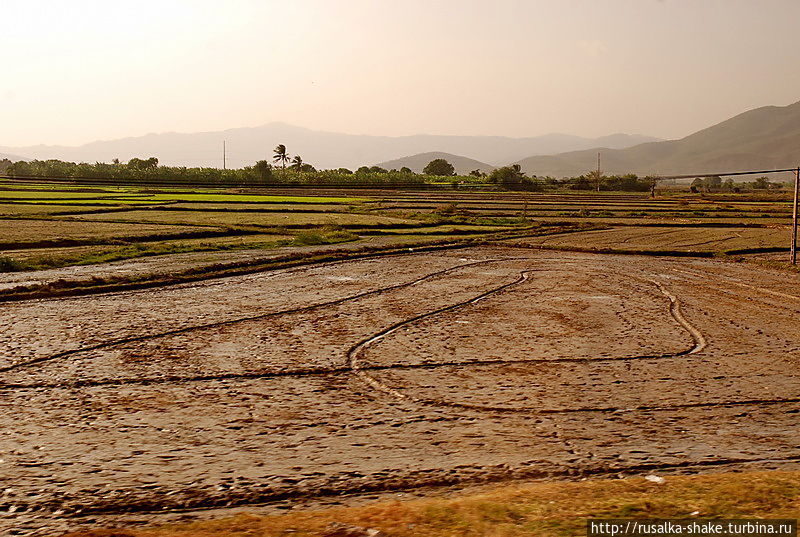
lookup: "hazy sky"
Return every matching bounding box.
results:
[3,0,800,146]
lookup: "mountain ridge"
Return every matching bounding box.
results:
[0,124,659,171]
[9,99,797,178]
[514,100,800,177]
[0,152,27,162]
[375,152,495,174]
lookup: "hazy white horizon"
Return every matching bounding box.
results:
[3,0,800,147]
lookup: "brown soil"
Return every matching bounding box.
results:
[502,226,791,252]
[0,236,442,293]
[1,247,798,535]
[0,219,210,244]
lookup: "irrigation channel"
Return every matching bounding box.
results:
[1,246,798,535]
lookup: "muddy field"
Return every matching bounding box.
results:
[0,219,209,244]
[504,226,792,253]
[1,247,799,535]
[2,182,795,283]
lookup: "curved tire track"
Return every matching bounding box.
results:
[346,272,798,415]
[4,259,796,418]
[5,253,800,527]
[0,257,522,375]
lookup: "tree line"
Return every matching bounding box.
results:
[2,156,425,188]
[690,175,786,192]
[2,149,788,191]
[0,156,675,192]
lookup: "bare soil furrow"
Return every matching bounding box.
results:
[3,247,799,536]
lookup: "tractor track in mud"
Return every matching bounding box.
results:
[1,254,778,379]
[0,257,522,375]
[4,249,800,534]
[346,270,713,413]
[6,258,798,418]
[343,267,799,417]
[670,267,800,307]
[1,247,470,305]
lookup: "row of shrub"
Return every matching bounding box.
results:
[690,175,788,192]
[0,159,662,192]
[478,169,659,192]
[7,158,785,193]
[2,159,438,186]
[5,159,259,184]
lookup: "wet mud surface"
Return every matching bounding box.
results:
[0,235,431,293]
[1,247,799,535]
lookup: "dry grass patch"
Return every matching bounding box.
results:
[63,471,800,537]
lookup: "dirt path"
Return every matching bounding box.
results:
[1,247,799,535]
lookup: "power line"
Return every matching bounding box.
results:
[792,167,799,265]
[654,167,798,180]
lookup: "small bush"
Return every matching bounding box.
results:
[433,203,471,217]
[0,256,26,272]
[290,229,358,246]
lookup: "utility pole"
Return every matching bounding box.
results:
[792,166,799,265]
[223,141,227,170]
[596,152,601,192]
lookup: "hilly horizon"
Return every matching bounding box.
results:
[5,101,799,178]
[0,125,658,172]
[375,152,496,175]
[514,100,800,177]
[0,152,27,162]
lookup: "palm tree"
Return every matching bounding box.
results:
[290,155,303,170]
[273,144,289,169]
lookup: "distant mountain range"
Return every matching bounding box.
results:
[376,152,495,174]
[513,100,800,177]
[0,124,658,171]
[0,152,26,162]
[4,100,798,177]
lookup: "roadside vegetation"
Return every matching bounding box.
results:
[64,471,800,537]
